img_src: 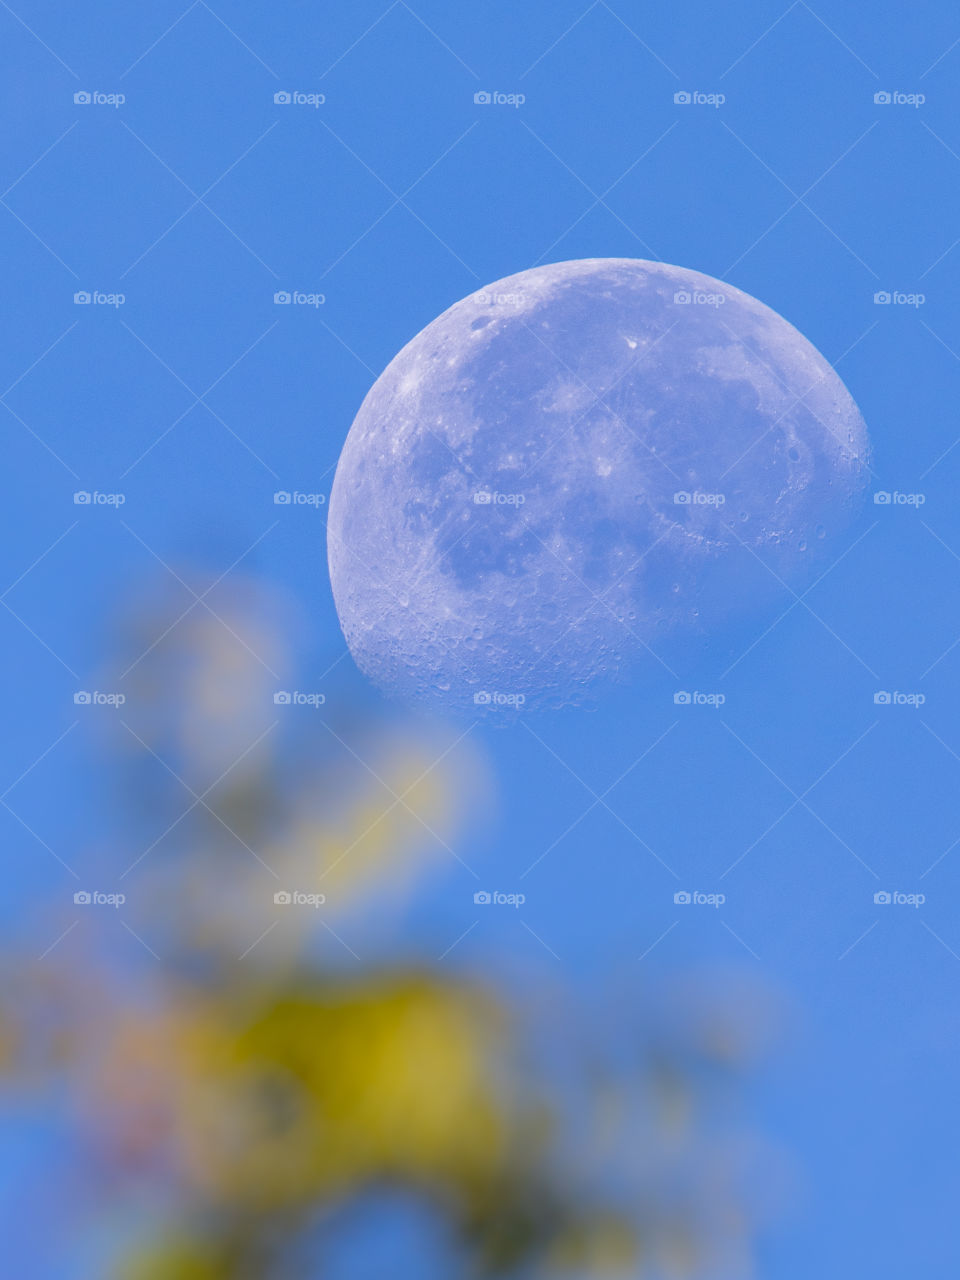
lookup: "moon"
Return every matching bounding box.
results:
[327,258,869,711]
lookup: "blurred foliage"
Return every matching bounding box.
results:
[1,575,774,1278]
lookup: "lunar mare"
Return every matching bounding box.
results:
[328,258,869,710]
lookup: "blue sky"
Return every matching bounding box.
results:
[2,1,960,1276]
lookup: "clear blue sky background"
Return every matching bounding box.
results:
[2,1,959,1276]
